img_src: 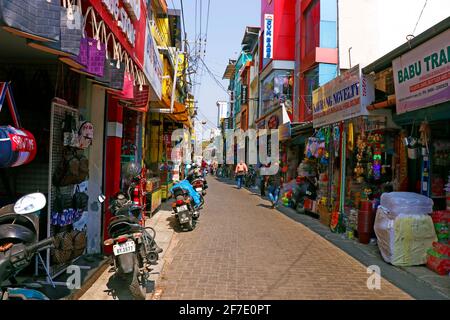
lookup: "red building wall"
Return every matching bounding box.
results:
[260,0,295,70]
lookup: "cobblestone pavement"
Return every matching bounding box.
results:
[156,177,412,300]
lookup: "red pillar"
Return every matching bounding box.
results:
[103,95,123,254]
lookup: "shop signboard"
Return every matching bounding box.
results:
[263,14,274,59]
[392,29,450,114]
[90,0,147,67]
[144,21,163,101]
[312,65,375,128]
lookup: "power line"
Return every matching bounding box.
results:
[199,56,229,94]
[413,0,428,35]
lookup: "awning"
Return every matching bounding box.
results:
[160,96,192,128]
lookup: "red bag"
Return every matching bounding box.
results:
[0,82,37,168]
[131,69,149,111]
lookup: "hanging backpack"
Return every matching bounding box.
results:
[53,147,89,187]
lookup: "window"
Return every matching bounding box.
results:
[302,0,320,59]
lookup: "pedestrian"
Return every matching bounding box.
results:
[259,163,268,197]
[267,162,283,209]
[235,160,248,189]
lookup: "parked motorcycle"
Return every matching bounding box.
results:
[103,175,162,300]
[0,193,55,300]
[170,180,204,232]
[187,166,208,196]
[291,177,318,213]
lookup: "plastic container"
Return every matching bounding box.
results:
[358,201,375,244]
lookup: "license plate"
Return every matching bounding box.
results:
[177,205,188,212]
[196,188,202,192]
[113,240,136,256]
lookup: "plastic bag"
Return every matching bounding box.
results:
[380,192,433,216]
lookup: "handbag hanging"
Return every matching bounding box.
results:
[27,0,83,57]
[83,10,106,77]
[0,82,37,168]
[113,53,135,100]
[131,68,150,111]
[108,42,126,92]
[94,23,114,86]
[0,0,60,42]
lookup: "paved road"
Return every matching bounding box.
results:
[156,177,412,300]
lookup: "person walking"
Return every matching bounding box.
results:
[235,160,248,189]
[267,162,283,209]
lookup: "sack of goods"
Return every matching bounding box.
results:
[374,192,437,266]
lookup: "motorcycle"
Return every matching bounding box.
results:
[187,167,208,196]
[103,176,162,300]
[291,177,318,213]
[170,180,204,232]
[0,193,55,300]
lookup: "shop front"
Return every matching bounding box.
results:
[307,65,403,241]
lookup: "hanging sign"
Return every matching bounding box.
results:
[144,21,163,101]
[312,65,375,128]
[392,29,450,114]
[263,14,274,59]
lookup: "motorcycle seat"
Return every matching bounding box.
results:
[108,216,140,238]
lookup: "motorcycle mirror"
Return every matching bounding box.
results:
[14,193,46,215]
[98,194,106,204]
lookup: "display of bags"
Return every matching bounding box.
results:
[53,231,74,265]
[27,0,83,57]
[0,0,60,42]
[53,147,89,187]
[52,229,86,264]
[0,82,37,168]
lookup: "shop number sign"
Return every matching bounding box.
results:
[264,14,274,59]
[101,0,137,46]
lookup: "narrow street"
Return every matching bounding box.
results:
[155,177,412,300]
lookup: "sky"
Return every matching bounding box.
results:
[167,0,261,138]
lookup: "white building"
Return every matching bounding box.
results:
[338,0,450,70]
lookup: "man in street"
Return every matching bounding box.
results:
[267,162,283,209]
[235,160,248,189]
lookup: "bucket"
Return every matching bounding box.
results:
[407,147,418,159]
[358,201,375,244]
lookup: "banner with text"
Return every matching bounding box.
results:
[392,29,450,114]
[312,65,375,128]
